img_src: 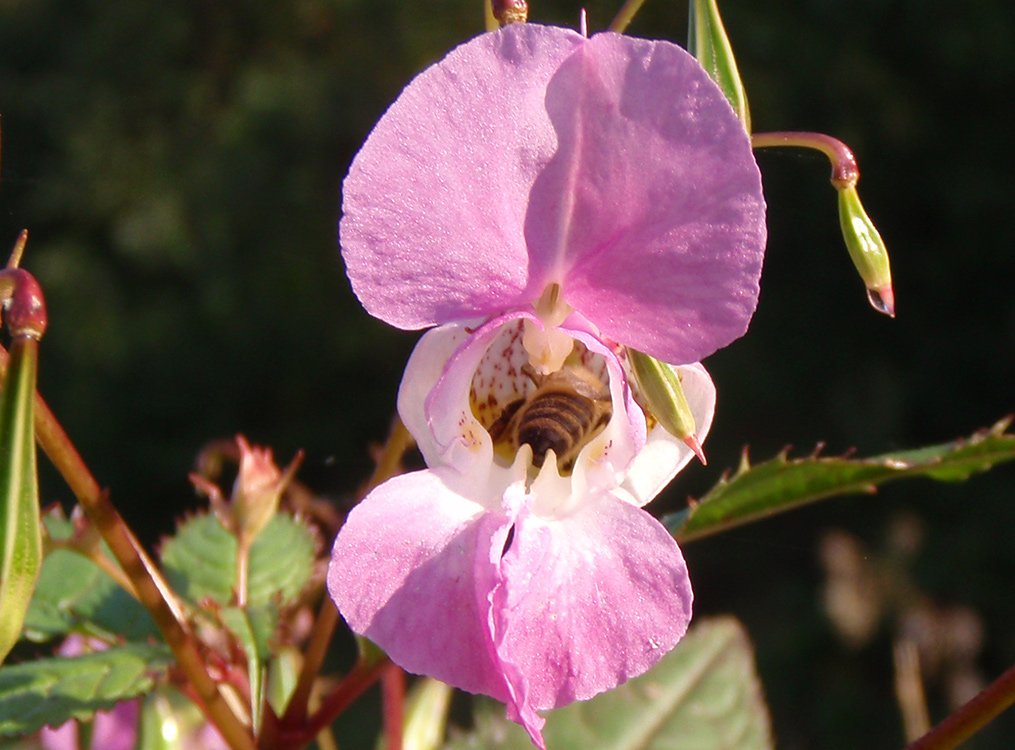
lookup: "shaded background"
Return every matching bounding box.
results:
[0,0,1012,747]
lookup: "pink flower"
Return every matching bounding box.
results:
[328,23,765,748]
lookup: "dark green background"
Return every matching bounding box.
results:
[1,1,1012,747]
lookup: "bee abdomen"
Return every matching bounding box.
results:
[518,391,598,468]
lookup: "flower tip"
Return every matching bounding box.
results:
[866,284,895,318]
[683,434,707,465]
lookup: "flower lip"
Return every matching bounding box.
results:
[340,23,766,365]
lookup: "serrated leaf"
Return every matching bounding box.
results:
[0,642,171,736]
[665,419,1015,542]
[161,512,314,607]
[22,514,157,643]
[444,618,771,750]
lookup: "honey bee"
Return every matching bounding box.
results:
[488,365,612,472]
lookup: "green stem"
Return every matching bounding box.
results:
[609,0,649,32]
[905,663,1015,750]
[751,131,859,189]
[0,347,255,750]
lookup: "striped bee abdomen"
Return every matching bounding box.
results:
[517,390,603,468]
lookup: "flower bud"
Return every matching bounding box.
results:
[491,0,527,26]
[837,184,895,317]
[0,336,41,664]
[627,349,705,463]
[396,678,453,750]
[688,0,751,130]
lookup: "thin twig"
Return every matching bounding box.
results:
[609,0,649,32]
[905,662,1015,750]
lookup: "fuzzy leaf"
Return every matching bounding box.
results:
[666,418,1015,542]
[445,617,771,750]
[160,511,315,607]
[23,514,157,643]
[0,642,171,736]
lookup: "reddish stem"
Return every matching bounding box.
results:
[278,657,390,748]
[751,131,860,189]
[381,664,406,750]
[905,663,1015,750]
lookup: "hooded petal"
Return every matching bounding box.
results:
[526,33,766,364]
[342,24,765,362]
[493,490,693,716]
[328,469,514,700]
[341,25,583,329]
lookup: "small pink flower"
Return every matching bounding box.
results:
[328,24,765,747]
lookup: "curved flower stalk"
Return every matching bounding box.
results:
[328,23,766,748]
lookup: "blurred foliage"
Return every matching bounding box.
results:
[0,0,1012,747]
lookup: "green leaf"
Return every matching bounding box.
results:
[22,514,158,643]
[445,618,771,750]
[666,418,1015,542]
[0,642,171,736]
[160,511,315,607]
[0,338,42,665]
[220,605,275,731]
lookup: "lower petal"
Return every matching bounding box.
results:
[493,491,693,714]
[327,470,512,700]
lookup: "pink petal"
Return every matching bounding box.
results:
[327,469,513,700]
[40,701,138,750]
[341,25,583,329]
[396,322,473,470]
[493,491,693,716]
[527,32,766,364]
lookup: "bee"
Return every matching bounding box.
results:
[488,364,613,472]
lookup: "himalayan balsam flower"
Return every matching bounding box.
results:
[328,23,765,747]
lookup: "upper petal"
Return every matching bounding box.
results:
[341,25,583,329]
[493,490,693,714]
[526,32,766,363]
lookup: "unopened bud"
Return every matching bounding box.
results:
[688,0,751,130]
[396,678,453,750]
[627,349,705,464]
[838,184,895,317]
[0,337,42,664]
[492,0,527,26]
[232,436,301,544]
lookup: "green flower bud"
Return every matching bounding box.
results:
[396,678,453,750]
[838,184,895,317]
[627,349,705,463]
[0,337,41,664]
[688,0,751,131]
